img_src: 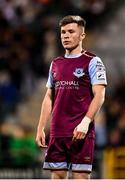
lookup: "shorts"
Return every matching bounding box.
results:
[43,134,95,172]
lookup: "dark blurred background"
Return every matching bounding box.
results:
[0,0,125,178]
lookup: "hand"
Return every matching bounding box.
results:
[73,128,86,141]
[72,116,91,141]
[36,129,48,148]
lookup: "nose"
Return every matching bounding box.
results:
[63,32,70,39]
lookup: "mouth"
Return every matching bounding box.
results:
[63,41,70,45]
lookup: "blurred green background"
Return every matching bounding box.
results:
[0,0,125,178]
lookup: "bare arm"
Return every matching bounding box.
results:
[86,84,105,119]
[36,88,53,147]
[73,84,106,140]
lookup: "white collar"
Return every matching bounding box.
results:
[64,53,82,58]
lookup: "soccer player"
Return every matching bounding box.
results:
[36,15,107,179]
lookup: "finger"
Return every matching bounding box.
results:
[73,128,77,135]
[41,137,48,148]
[36,137,47,148]
[78,133,86,139]
[75,132,83,139]
[80,133,86,139]
[72,136,76,141]
[72,129,77,141]
[37,140,48,148]
[74,131,86,140]
[40,144,48,148]
[36,139,43,147]
[72,131,80,141]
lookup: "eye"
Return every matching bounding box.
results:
[68,30,75,33]
[61,30,65,34]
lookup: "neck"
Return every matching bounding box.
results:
[65,45,83,56]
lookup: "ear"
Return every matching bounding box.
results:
[82,32,86,40]
[80,32,86,41]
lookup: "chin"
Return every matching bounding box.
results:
[63,45,74,50]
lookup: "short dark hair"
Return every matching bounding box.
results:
[59,15,86,29]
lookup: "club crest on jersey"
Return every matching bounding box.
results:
[73,68,85,78]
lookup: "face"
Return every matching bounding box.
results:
[61,23,85,51]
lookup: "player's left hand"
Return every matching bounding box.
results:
[72,116,91,141]
[72,128,86,141]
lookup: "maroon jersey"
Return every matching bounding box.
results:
[46,52,107,137]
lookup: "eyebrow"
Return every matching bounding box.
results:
[61,29,75,32]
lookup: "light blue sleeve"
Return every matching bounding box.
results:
[46,62,54,88]
[88,56,107,85]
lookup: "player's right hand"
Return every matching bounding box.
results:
[36,129,48,148]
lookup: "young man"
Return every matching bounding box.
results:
[36,15,107,179]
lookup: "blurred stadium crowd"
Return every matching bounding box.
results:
[0,0,125,178]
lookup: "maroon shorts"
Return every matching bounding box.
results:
[43,134,95,172]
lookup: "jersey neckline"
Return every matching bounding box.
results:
[64,50,86,59]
